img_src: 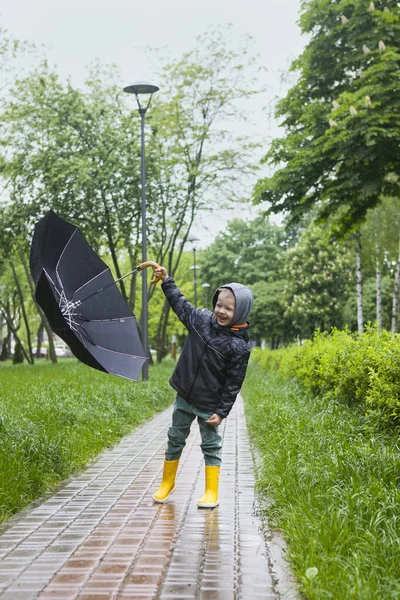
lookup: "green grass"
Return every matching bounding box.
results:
[242,363,400,600]
[0,358,174,524]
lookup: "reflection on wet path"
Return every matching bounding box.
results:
[0,397,278,599]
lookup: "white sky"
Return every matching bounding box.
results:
[1,0,307,246]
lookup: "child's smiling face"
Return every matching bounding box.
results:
[214,289,235,327]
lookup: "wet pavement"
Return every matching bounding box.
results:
[0,395,292,599]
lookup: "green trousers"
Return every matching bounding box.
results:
[165,395,222,466]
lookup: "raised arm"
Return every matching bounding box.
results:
[153,266,197,330]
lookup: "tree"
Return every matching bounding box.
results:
[145,29,263,359]
[254,0,400,235]
[199,217,286,288]
[358,196,400,330]
[250,280,289,348]
[355,231,364,334]
[199,216,289,344]
[0,29,263,364]
[343,275,393,332]
[0,63,148,362]
[1,63,143,300]
[0,204,58,363]
[0,26,34,97]
[283,225,354,338]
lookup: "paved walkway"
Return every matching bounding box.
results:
[0,396,292,600]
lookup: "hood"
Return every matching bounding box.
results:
[212,282,254,326]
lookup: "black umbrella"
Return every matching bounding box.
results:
[30,210,161,381]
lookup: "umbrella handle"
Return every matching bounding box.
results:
[137,261,163,285]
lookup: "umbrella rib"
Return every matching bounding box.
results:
[112,373,142,381]
[73,268,111,296]
[75,326,97,347]
[58,290,80,328]
[54,230,111,305]
[43,268,60,295]
[79,332,146,359]
[83,316,138,323]
[89,345,147,359]
[43,269,71,311]
[43,268,84,330]
[55,227,78,274]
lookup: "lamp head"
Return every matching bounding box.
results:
[123,82,159,111]
[187,234,200,249]
[123,82,159,95]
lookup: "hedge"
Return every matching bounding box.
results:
[251,327,400,427]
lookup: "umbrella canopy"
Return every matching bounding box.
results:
[30,210,148,381]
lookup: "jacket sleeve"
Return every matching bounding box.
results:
[215,348,250,419]
[161,276,198,330]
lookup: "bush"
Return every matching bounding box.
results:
[12,342,24,364]
[251,326,400,427]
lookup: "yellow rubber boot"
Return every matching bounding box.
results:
[197,465,220,508]
[153,459,179,503]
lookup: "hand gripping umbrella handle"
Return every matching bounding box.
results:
[136,261,163,285]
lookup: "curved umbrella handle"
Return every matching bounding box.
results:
[137,261,163,285]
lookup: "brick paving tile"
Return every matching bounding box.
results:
[0,395,294,599]
[75,592,115,600]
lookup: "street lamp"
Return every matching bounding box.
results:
[124,81,159,381]
[187,234,200,307]
[201,282,211,310]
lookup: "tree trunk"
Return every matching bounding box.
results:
[20,250,58,364]
[47,334,57,364]
[355,233,364,335]
[10,260,34,364]
[391,251,400,334]
[102,195,128,302]
[36,319,45,358]
[0,318,11,361]
[150,203,197,363]
[374,211,382,330]
[376,253,382,330]
[0,306,32,364]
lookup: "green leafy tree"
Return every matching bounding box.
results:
[145,29,263,359]
[0,26,34,98]
[343,275,393,331]
[359,197,400,330]
[1,63,143,301]
[250,280,290,348]
[199,217,286,288]
[283,226,354,338]
[254,0,400,235]
[0,29,263,364]
[199,217,289,344]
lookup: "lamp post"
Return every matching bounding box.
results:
[187,234,200,307]
[123,81,159,381]
[201,282,211,310]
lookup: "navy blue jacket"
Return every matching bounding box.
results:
[162,277,251,418]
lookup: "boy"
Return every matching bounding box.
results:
[152,265,254,508]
